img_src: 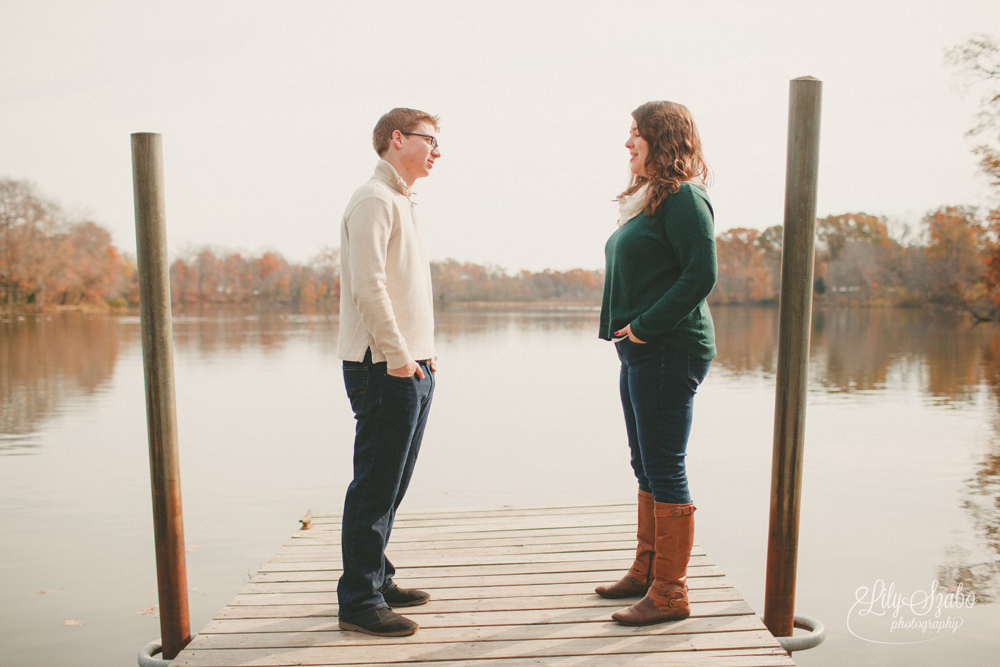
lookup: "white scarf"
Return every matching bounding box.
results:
[617,183,649,228]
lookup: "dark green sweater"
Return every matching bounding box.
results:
[599,183,717,360]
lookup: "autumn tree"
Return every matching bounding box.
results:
[946,35,1000,317]
[309,246,340,302]
[50,222,125,304]
[817,213,890,260]
[757,225,784,291]
[816,213,896,300]
[923,206,995,319]
[221,251,253,302]
[164,246,343,307]
[194,247,224,302]
[0,179,61,304]
[255,251,291,302]
[984,210,1000,303]
[714,228,775,303]
[429,260,602,303]
[0,179,124,307]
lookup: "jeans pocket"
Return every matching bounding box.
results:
[343,366,368,415]
[686,356,711,387]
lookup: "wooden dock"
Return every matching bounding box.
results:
[171,504,794,666]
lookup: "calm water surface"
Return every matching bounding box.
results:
[1,306,998,666]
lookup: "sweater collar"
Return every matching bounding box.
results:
[617,183,649,227]
[374,159,411,196]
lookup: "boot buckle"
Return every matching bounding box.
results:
[658,589,687,607]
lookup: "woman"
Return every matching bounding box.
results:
[595,101,717,627]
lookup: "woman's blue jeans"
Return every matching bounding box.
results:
[616,339,711,505]
[338,350,434,619]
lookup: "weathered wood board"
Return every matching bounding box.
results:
[172,505,793,667]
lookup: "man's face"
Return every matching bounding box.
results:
[397,120,441,180]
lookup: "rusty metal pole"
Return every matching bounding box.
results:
[763,77,823,639]
[131,133,192,659]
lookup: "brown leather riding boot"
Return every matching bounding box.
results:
[595,489,654,599]
[612,502,695,626]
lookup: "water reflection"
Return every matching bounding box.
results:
[939,326,1000,601]
[434,304,602,341]
[810,307,986,403]
[4,306,998,445]
[0,313,126,455]
[704,305,1000,602]
[710,305,778,376]
[708,305,994,404]
[169,306,339,354]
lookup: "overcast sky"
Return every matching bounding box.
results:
[2,1,997,272]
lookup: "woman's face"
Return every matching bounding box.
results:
[625,119,649,177]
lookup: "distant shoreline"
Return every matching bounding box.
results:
[440,300,599,309]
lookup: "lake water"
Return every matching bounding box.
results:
[1,305,998,666]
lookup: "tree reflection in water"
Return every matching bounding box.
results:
[940,326,1000,602]
[0,313,125,455]
[712,305,1000,603]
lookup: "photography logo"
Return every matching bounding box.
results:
[847,579,976,644]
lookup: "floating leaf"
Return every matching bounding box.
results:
[63,620,85,626]
[136,606,157,615]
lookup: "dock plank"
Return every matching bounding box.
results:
[187,616,771,649]
[173,505,792,666]
[173,631,780,665]
[250,557,707,581]
[212,589,749,619]
[201,601,759,633]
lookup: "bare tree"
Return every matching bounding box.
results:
[947,34,1000,195]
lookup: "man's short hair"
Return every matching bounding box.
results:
[373,108,441,157]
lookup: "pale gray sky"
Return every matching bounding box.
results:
[1,1,997,271]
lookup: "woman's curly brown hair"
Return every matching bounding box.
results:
[619,101,711,216]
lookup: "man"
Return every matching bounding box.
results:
[336,108,441,637]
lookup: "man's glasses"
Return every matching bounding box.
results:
[401,132,439,150]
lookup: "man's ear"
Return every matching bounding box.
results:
[390,130,403,151]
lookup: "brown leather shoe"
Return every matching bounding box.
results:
[338,606,419,636]
[596,489,655,599]
[595,572,649,599]
[612,502,695,626]
[383,585,430,607]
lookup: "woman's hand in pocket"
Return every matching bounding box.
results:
[614,324,646,344]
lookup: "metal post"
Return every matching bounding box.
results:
[131,133,192,659]
[763,77,822,638]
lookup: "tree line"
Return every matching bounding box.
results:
[714,207,1000,321]
[0,178,605,308]
[2,176,998,316]
[166,249,605,305]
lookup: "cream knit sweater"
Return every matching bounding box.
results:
[337,160,435,368]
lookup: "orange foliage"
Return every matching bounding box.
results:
[0,179,126,306]
[984,210,1000,304]
[714,227,777,303]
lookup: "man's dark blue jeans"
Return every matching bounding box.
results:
[616,339,711,505]
[338,349,435,619]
